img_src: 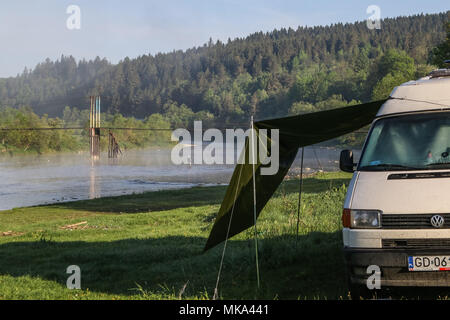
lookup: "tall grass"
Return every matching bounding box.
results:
[1,172,449,300]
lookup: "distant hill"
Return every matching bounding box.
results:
[0,11,448,123]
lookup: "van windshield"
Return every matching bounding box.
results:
[359,112,450,171]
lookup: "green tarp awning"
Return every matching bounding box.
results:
[204,99,387,251]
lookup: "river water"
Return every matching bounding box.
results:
[0,146,358,211]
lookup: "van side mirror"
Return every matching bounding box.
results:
[340,150,355,173]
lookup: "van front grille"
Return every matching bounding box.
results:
[383,239,450,249]
[381,214,450,229]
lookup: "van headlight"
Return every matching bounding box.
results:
[351,210,381,229]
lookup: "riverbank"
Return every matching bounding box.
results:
[1,172,449,300]
[0,172,352,299]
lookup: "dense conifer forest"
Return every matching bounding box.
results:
[0,12,449,153]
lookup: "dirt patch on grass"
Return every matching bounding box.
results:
[59,221,88,230]
[1,231,25,237]
[59,221,118,231]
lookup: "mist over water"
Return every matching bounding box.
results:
[0,145,353,211]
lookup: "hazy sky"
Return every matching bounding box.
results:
[0,0,448,77]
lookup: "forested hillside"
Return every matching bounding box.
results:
[0,12,449,125]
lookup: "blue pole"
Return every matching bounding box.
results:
[98,96,101,127]
[96,96,99,127]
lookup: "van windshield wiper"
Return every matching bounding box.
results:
[359,163,424,171]
[425,162,450,168]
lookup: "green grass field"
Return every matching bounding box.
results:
[1,171,449,300]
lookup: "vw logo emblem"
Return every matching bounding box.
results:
[431,215,445,228]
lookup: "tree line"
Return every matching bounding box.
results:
[0,106,172,155]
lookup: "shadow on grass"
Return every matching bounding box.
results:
[0,232,353,299]
[1,230,449,299]
[43,175,352,214]
[45,185,228,214]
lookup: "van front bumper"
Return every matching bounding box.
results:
[344,247,450,287]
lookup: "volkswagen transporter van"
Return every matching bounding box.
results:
[340,69,450,293]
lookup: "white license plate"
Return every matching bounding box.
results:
[408,256,450,271]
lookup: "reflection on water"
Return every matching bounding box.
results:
[0,146,354,211]
[89,164,99,200]
[0,148,234,211]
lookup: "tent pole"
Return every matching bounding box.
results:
[296,147,305,240]
[213,161,245,300]
[312,145,324,172]
[250,115,260,290]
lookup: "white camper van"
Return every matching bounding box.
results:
[340,69,450,292]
